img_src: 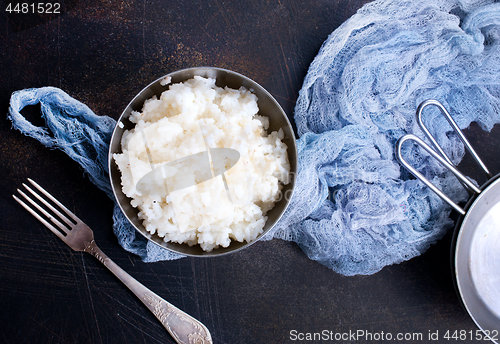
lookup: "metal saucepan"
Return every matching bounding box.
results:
[108,67,298,257]
[396,99,500,343]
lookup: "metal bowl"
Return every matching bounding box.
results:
[108,67,297,256]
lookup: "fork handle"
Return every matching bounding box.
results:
[84,240,212,344]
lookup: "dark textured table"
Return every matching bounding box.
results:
[1,1,499,343]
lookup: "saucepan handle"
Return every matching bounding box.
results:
[396,99,491,215]
[396,134,480,216]
[416,99,492,179]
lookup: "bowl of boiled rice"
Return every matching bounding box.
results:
[108,67,297,256]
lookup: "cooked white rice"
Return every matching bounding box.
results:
[114,76,290,251]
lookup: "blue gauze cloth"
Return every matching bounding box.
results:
[265,0,500,275]
[7,0,500,274]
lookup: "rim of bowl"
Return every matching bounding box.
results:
[108,67,298,257]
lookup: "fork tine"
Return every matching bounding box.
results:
[20,183,73,231]
[17,187,71,234]
[27,178,80,225]
[13,194,67,241]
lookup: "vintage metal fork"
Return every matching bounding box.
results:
[13,179,212,344]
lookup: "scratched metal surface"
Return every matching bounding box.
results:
[1,1,499,343]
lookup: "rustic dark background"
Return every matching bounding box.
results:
[1,0,499,343]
